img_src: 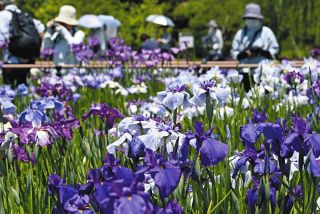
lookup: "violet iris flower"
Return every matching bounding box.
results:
[19,100,48,128]
[19,98,64,128]
[252,109,267,123]
[246,175,277,214]
[48,174,66,195]
[12,144,35,163]
[76,49,95,63]
[284,71,304,86]
[0,96,16,115]
[82,103,124,129]
[240,121,258,148]
[128,136,146,159]
[183,121,228,167]
[309,133,320,176]
[143,149,182,198]
[53,118,80,141]
[189,80,215,107]
[157,85,192,111]
[283,116,311,155]
[40,48,55,60]
[34,125,59,147]
[49,152,184,213]
[307,79,320,102]
[88,37,100,53]
[16,84,28,96]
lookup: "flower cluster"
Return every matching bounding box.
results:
[48,153,183,214]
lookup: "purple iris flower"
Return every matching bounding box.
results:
[307,79,320,102]
[200,80,215,91]
[246,188,258,214]
[40,48,55,60]
[184,122,228,167]
[108,66,124,79]
[34,125,59,147]
[157,85,192,111]
[309,134,320,176]
[115,194,149,214]
[53,118,80,141]
[162,200,183,214]
[310,48,320,59]
[284,71,304,86]
[10,121,58,147]
[128,136,146,159]
[82,103,124,129]
[252,109,267,123]
[144,149,182,198]
[12,144,34,163]
[0,96,16,115]
[64,184,94,214]
[88,37,100,53]
[283,116,311,155]
[36,82,74,102]
[256,122,289,157]
[253,157,277,175]
[48,174,66,195]
[240,121,258,147]
[76,49,95,63]
[246,176,277,214]
[70,43,87,54]
[19,98,63,128]
[50,152,183,213]
[16,84,28,96]
[19,100,48,128]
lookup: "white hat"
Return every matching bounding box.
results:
[55,5,78,26]
[208,20,218,28]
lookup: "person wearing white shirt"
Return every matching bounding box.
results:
[0,0,45,87]
[42,5,85,66]
[231,3,279,64]
[203,20,224,61]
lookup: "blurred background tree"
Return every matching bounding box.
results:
[16,0,320,59]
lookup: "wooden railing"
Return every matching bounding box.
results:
[0,60,306,69]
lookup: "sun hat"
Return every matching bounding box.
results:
[55,5,78,26]
[242,3,264,19]
[208,20,218,28]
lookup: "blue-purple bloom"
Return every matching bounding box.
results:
[82,103,124,129]
[284,71,304,86]
[183,121,228,167]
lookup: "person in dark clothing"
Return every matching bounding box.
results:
[0,0,44,87]
[141,33,159,51]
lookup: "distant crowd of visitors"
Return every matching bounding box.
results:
[0,0,279,87]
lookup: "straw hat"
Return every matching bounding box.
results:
[55,5,78,26]
[242,3,264,19]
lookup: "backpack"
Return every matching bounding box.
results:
[8,10,41,59]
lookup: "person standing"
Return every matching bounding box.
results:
[141,33,159,51]
[158,26,172,52]
[231,3,279,64]
[0,0,44,87]
[203,20,224,61]
[42,5,84,66]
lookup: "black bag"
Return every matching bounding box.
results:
[8,10,41,59]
